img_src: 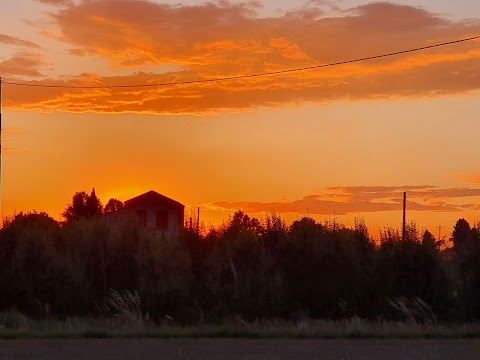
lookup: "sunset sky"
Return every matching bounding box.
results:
[1,0,480,238]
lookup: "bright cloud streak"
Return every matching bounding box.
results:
[1,1,479,114]
[211,186,480,215]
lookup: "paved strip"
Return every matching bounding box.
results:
[1,339,480,360]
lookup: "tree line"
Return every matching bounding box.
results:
[0,189,479,323]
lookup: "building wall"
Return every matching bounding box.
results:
[131,205,183,235]
[121,191,185,235]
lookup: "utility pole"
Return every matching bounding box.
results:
[402,191,406,241]
[438,225,442,242]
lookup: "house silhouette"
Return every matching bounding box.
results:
[124,190,184,233]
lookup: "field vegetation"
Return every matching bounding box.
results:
[1,190,480,338]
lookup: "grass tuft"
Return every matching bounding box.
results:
[0,311,29,331]
[3,312,480,339]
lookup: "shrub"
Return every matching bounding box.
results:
[0,311,29,331]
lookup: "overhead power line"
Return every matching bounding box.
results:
[3,35,480,89]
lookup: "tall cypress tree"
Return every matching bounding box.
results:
[86,188,103,218]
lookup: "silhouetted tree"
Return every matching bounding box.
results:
[63,189,103,222]
[0,207,477,322]
[63,191,89,222]
[450,219,480,319]
[0,212,65,315]
[86,188,103,217]
[103,198,124,214]
[422,229,436,248]
[286,217,328,317]
[374,224,450,320]
[452,218,474,254]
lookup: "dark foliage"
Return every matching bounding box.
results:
[1,204,480,322]
[103,199,124,214]
[62,189,103,223]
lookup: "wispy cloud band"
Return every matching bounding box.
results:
[2,1,480,114]
[210,186,480,215]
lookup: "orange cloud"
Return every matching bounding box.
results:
[36,0,72,6]
[3,1,480,114]
[50,1,480,66]
[0,53,48,77]
[0,34,41,48]
[210,186,480,215]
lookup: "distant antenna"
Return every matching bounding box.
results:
[402,192,406,241]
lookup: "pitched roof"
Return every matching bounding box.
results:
[124,191,184,209]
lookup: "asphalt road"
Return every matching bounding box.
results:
[1,339,480,360]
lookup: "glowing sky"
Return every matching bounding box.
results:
[1,0,480,237]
